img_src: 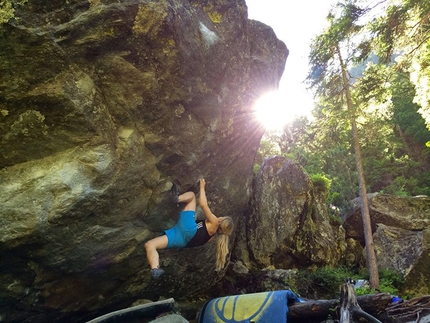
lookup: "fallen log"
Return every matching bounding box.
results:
[288,290,392,322]
[383,295,430,323]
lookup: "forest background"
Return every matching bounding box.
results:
[255,0,430,214]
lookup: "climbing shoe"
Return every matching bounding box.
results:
[182,182,199,195]
[151,267,165,280]
[171,183,179,204]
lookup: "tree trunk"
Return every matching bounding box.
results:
[338,282,382,323]
[337,44,379,289]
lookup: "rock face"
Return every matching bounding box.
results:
[0,0,287,322]
[344,194,430,296]
[2,1,429,322]
[233,156,347,270]
[232,159,430,299]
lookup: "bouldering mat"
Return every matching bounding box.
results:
[197,290,304,323]
[86,298,175,323]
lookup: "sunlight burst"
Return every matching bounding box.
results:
[253,91,294,131]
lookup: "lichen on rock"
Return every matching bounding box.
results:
[0,0,288,321]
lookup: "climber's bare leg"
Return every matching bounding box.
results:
[144,235,168,269]
[179,191,196,211]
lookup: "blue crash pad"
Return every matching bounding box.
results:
[197,290,305,323]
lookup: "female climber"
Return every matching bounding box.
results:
[144,179,234,280]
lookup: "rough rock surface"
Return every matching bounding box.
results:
[373,223,430,296]
[343,194,430,242]
[233,156,347,270]
[2,1,430,322]
[0,0,287,322]
[344,194,430,296]
[231,159,430,299]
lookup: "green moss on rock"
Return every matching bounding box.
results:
[0,0,27,24]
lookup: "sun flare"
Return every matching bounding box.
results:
[253,91,294,131]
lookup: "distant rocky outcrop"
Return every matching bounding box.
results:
[0,0,287,322]
[344,194,430,296]
[233,155,347,270]
[231,157,430,299]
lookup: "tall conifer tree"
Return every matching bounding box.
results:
[307,1,379,289]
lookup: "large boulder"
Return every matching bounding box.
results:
[373,223,430,296]
[343,194,430,243]
[233,156,346,270]
[343,194,430,296]
[0,0,287,322]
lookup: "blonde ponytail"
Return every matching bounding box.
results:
[215,216,234,271]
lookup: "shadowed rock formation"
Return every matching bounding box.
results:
[233,156,347,270]
[344,194,430,296]
[0,0,287,321]
[2,1,429,322]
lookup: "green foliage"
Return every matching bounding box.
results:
[311,174,332,193]
[354,287,369,296]
[0,0,14,24]
[253,136,280,174]
[255,0,430,296]
[253,163,260,175]
[296,267,353,299]
[328,212,342,226]
[380,269,404,293]
[307,1,368,96]
[299,0,430,212]
[355,269,404,296]
[381,176,416,197]
[355,62,392,104]
[0,0,27,24]
[413,172,430,196]
[391,72,430,146]
[329,191,342,207]
[367,0,430,128]
[254,0,430,214]
[296,267,405,299]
